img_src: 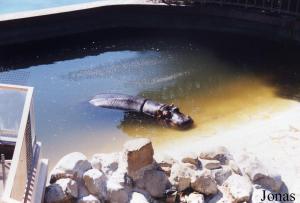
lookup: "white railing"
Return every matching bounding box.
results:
[0,84,48,203]
[165,0,300,17]
[200,0,300,16]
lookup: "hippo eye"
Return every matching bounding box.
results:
[172,107,179,113]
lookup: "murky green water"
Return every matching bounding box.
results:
[0,30,300,167]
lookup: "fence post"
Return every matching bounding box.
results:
[1,154,6,187]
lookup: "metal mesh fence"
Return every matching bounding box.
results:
[23,110,37,203]
[0,71,30,86]
[164,0,300,16]
[198,0,300,16]
[0,84,39,202]
[25,113,33,177]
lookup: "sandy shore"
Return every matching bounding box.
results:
[156,101,300,201]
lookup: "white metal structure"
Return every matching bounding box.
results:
[0,83,48,203]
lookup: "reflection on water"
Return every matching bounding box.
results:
[0,31,300,167]
[119,75,287,139]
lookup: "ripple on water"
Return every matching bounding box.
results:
[0,33,300,169]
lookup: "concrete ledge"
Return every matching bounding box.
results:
[0,1,300,46]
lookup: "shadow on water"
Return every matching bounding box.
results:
[118,111,195,135]
[1,28,300,102]
[208,36,300,102]
[118,112,165,134]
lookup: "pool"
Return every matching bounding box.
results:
[0,0,102,14]
[0,30,300,168]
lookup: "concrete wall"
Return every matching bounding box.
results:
[0,3,300,46]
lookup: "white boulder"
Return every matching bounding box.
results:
[156,154,176,168]
[129,192,150,203]
[211,166,232,185]
[45,178,78,203]
[77,194,101,203]
[181,153,201,168]
[228,160,242,175]
[83,169,107,200]
[91,153,119,175]
[186,192,205,203]
[223,174,252,203]
[50,152,92,183]
[169,162,195,191]
[106,170,131,203]
[200,159,221,170]
[198,146,232,164]
[191,170,218,195]
[237,154,283,192]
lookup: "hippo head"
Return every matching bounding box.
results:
[156,104,193,129]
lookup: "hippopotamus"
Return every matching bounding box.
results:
[89,93,193,129]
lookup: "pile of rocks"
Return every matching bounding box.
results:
[44,138,284,203]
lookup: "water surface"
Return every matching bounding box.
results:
[0,30,299,167]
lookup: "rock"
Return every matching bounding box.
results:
[200,159,221,170]
[122,138,154,178]
[191,170,218,195]
[77,194,101,203]
[160,166,172,177]
[107,183,130,203]
[223,174,252,203]
[183,163,199,170]
[211,166,232,185]
[255,176,282,193]
[144,170,171,198]
[251,185,280,203]
[136,169,171,198]
[129,192,150,203]
[45,178,78,203]
[180,195,188,203]
[237,154,283,192]
[91,153,119,175]
[50,152,92,183]
[157,154,175,177]
[228,160,242,175]
[83,169,107,200]
[156,154,176,168]
[186,192,204,203]
[166,191,178,203]
[78,180,90,198]
[198,146,231,164]
[57,178,78,198]
[169,162,195,191]
[207,191,223,203]
[106,170,131,203]
[128,162,159,183]
[207,188,233,203]
[181,154,201,168]
[45,184,68,203]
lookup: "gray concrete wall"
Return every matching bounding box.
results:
[0,3,300,46]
